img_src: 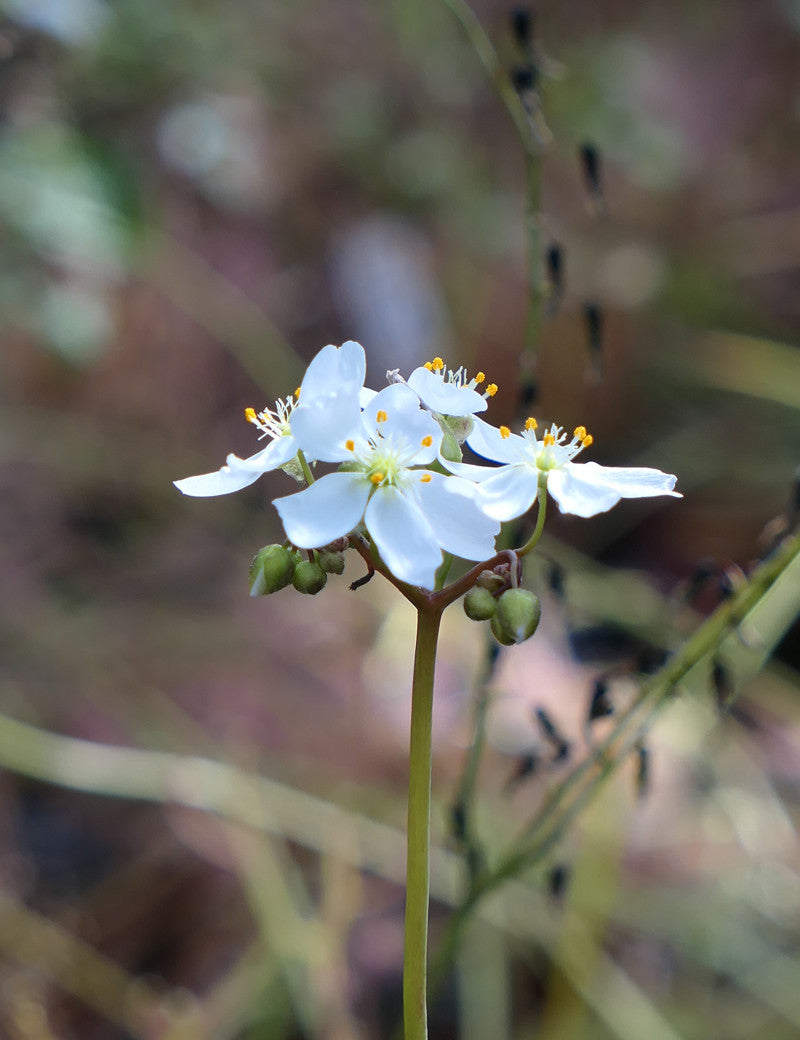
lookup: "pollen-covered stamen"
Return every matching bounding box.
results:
[345,439,355,452]
[474,371,485,385]
[543,433,556,447]
[420,473,432,483]
[376,410,388,423]
[500,425,511,439]
[570,424,594,450]
[525,417,538,431]
[485,383,498,397]
[370,472,384,485]
[421,435,433,447]
[431,357,445,371]
[244,397,296,440]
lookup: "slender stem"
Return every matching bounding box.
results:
[297,449,314,486]
[518,472,549,557]
[404,606,443,1040]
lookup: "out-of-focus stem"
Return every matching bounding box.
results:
[404,606,443,1040]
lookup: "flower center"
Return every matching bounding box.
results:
[343,411,432,489]
[520,419,594,471]
[245,395,296,440]
[422,357,498,398]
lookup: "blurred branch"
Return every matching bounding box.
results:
[430,528,800,994]
[0,888,180,1040]
[438,0,547,367]
[437,0,535,156]
[142,230,304,395]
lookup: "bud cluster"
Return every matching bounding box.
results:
[463,559,542,647]
[249,539,349,598]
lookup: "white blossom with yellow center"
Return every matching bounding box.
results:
[174,340,366,497]
[275,383,500,589]
[406,356,498,418]
[443,415,681,520]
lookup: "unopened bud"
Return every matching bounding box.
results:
[317,550,345,575]
[475,571,507,595]
[322,537,350,553]
[249,545,295,597]
[439,414,474,446]
[281,457,306,484]
[439,429,463,463]
[463,586,497,621]
[292,559,328,595]
[490,588,541,646]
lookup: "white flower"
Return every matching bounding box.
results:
[406,356,498,418]
[274,382,500,589]
[174,340,367,497]
[443,416,681,521]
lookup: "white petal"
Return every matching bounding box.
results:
[365,485,443,589]
[477,464,541,521]
[548,462,681,518]
[572,462,681,498]
[406,367,487,416]
[547,467,622,517]
[437,457,500,482]
[359,386,378,407]
[230,436,299,471]
[299,340,366,401]
[466,417,527,464]
[274,471,370,547]
[174,463,264,497]
[365,383,426,425]
[409,473,499,560]
[290,389,362,462]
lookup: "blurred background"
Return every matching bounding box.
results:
[0,0,799,1037]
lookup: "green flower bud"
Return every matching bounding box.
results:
[463,586,497,621]
[249,545,295,597]
[317,550,345,575]
[281,456,306,483]
[292,559,328,595]
[439,413,474,446]
[438,429,463,463]
[476,569,509,595]
[490,589,542,646]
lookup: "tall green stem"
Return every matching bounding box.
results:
[404,606,443,1040]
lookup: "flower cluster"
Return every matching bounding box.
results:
[175,341,681,590]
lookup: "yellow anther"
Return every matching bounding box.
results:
[485,383,498,397]
[573,425,587,441]
[245,407,258,424]
[582,434,594,447]
[499,425,511,439]
[376,410,388,423]
[431,357,444,371]
[525,417,538,431]
[294,387,301,398]
[474,371,486,384]
[424,361,433,371]
[420,473,432,483]
[370,472,384,485]
[421,435,433,447]
[345,439,355,452]
[543,433,556,447]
